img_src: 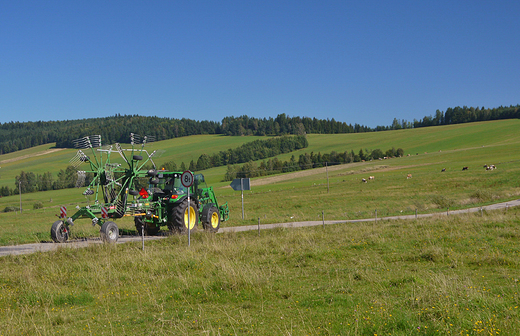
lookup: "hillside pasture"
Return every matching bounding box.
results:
[0,120,520,245]
[0,135,268,189]
[1,120,520,334]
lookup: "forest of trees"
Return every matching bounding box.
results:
[2,104,517,155]
[224,147,404,181]
[375,105,520,131]
[159,135,308,173]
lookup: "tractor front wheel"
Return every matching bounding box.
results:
[51,220,69,243]
[203,206,220,232]
[169,199,199,234]
[100,221,119,243]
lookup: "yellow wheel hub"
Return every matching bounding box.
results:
[184,206,196,230]
[210,211,219,228]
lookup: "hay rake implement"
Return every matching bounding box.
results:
[51,134,229,243]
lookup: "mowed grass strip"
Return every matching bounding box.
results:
[0,208,519,335]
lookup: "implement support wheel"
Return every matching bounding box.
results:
[100,221,119,243]
[51,220,69,243]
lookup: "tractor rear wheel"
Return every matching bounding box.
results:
[51,220,69,243]
[203,206,220,232]
[100,221,119,243]
[169,199,199,234]
[134,217,159,236]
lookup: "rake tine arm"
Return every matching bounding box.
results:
[137,150,157,170]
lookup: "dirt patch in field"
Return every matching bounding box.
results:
[221,161,438,188]
[249,164,353,186]
[0,148,66,164]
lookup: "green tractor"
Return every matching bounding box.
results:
[130,169,229,237]
[50,134,229,243]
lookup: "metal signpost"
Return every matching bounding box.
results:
[181,171,194,246]
[230,178,251,219]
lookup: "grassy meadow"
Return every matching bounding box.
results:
[1,119,520,334]
[0,209,519,335]
[1,120,520,245]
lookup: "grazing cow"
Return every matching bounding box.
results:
[369,176,375,180]
[441,168,446,172]
[486,164,496,170]
[462,166,469,171]
[362,178,367,183]
[407,174,412,179]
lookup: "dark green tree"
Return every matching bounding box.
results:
[15,171,37,193]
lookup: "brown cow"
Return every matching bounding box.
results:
[407,174,412,179]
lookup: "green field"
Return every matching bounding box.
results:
[1,119,520,245]
[1,119,520,334]
[1,208,519,335]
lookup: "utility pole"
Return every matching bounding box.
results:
[19,181,22,214]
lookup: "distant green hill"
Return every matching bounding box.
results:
[2,119,520,191]
[1,104,518,155]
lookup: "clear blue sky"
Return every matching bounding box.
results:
[1,1,519,127]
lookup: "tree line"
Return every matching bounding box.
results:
[3,104,517,155]
[378,105,520,130]
[224,147,404,181]
[159,135,308,173]
[1,167,95,197]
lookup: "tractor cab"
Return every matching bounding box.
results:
[146,171,191,202]
[163,173,188,196]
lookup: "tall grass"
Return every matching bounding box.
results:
[1,207,519,335]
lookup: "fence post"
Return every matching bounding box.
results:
[415,209,417,220]
[142,225,145,251]
[258,217,260,236]
[326,162,329,193]
[375,209,377,222]
[322,211,325,228]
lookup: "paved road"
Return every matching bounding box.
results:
[1,199,519,257]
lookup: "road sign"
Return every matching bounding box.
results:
[230,178,251,219]
[60,206,67,218]
[181,171,194,187]
[101,207,108,219]
[230,178,251,191]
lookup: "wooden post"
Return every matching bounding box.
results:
[326,162,329,193]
